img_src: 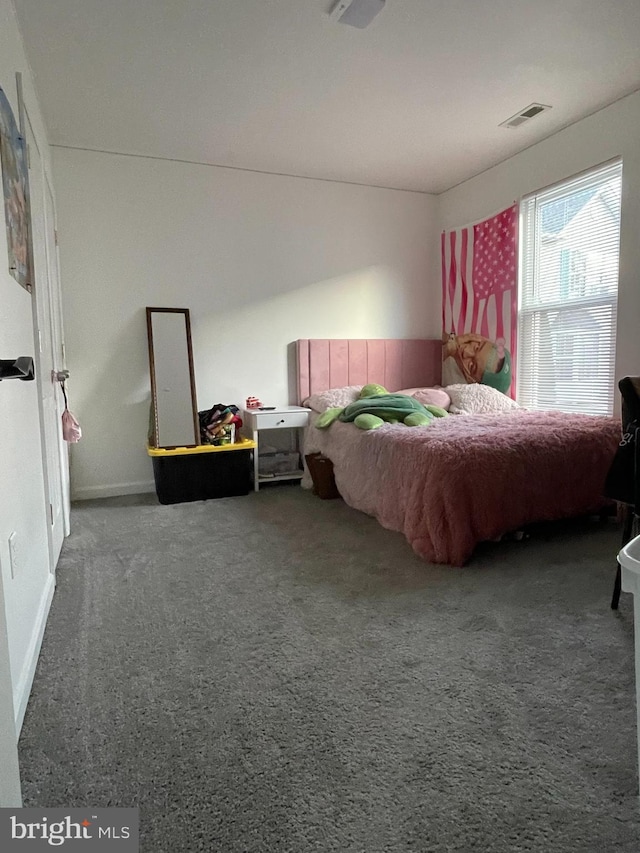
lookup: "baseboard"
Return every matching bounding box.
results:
[72,480,156,501]
[13,573,56,734]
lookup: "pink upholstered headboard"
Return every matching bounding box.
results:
[296,339,442,403]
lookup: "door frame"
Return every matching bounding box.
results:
[24,104,69,568]
[44,170,71,537]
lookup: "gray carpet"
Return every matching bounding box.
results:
[18,486,640,852]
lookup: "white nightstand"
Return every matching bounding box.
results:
[243,406,310,492]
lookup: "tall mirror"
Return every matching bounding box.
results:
[146,307,199,448]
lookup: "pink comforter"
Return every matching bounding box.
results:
[309,411,621,565]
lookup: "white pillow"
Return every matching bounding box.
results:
[303,385,362,413]
[444,383,520,415]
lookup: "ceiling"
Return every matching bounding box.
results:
[12,0,640,193]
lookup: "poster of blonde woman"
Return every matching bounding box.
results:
[0,87,31,290]
[442,332,512,394]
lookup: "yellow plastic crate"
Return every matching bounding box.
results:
[147,438,256,457]
[147,439,257,503]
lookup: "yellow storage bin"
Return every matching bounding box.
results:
[147,439,257,504]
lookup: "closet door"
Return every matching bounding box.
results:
[26,111,65,567]
[44,174,70,536]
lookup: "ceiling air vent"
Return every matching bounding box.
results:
[329,0,386,29]
[499,103,551,129]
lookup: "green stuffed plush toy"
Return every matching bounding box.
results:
[316,383,448,431]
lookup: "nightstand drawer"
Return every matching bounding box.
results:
[253,411,309,429]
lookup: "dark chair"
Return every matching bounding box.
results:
[604,376,640,609]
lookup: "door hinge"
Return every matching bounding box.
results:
[54,228,59,246]
[26,143,31,169]
[49,503,54,525]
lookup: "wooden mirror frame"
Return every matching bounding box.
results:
[146,307,200,448]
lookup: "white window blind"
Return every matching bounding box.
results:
[518,160,622,415]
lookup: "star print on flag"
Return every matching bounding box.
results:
[472,206,518,299]
[441,204,519,396]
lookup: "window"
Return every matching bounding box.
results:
[518,160,622,415]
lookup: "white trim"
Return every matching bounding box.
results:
[72,480,156,501]
[520,156,622,204]
[13,574,55,734]
[0,565,21,806]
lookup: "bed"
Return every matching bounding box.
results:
[297,338,621,566]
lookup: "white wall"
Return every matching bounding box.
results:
[0,0,56,732]
[53,148,437,498]
[438,90,640,389]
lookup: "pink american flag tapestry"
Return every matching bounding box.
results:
[441,204,518,397]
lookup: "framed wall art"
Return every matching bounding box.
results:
[0,83,32,291]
